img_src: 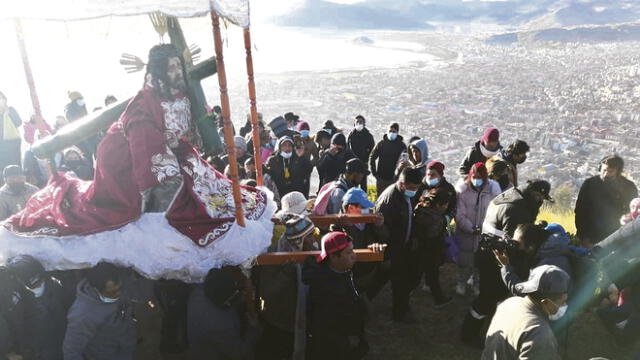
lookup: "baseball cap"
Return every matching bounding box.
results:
[342,188,374,209]
[527,180,553,201]
[317,231,352,262]
[515,264,570,295]
[345,158,370,175]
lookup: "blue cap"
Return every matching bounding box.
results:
[342,188,374,208]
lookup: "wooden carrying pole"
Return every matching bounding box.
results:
[211,12,245,227]
[14,18,42,118]
[256,249,384,265]
[244,28,263,186]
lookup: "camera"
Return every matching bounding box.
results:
[479,233,519,252]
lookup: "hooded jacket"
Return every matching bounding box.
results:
[483,185,541,238]
[369,134,406,181]
[347,127,375,167]
[395,139,429,179]
[266,137,313,197]
[63,280,140,360]
[0,182,39,221]
[459,141,502,177]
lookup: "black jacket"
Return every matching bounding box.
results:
[266,153,312,198]
[375,183,417,259]
[458,141,502,177]
[347,128,375,167]
[12,277,67,360]
[412,206,447,265]
[303,259,365,360]
[483,185,541,238]
[369,135,406,181]
[316,149,356,187]
[418,177,457,219]
[575,175,638,243]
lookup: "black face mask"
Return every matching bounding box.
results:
[7,182,26,193]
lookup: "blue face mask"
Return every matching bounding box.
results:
[98,292,119,304]
[427,178,440,187]
[472,179,484,188]
[300,130,310,138]
[404,189,417,198]
[388,132,398,141]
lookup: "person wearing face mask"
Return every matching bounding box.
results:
[575,154,638,247]
[316,133,356,188]
[0,165,39,221]
[458,127,502,177]
[59,148,94,181]
[340,188,386,296]
[266,136,313,198]
[495,140,530,188]
[373,167,423,322]
[253,214,317,360]
[64,91,98,160]
[419,161,457,220]
[347,115,375,191]
[411,188,454,308]
[369,122,407,197]
[295,121,319,166]
[461,180,552,347]
[0,91,23,177]
[6,255,67,360]
[483,264,569,360]
[189,267,260,360]
[454,163,501,297]
[64,262,150,360]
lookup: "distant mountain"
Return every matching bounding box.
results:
[272,0,434,30]
[273,0,640,31]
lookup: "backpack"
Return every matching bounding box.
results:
[313,181,348,216]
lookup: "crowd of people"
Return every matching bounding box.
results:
[2,49,640,360]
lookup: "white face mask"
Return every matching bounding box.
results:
[281,151,293,159]
[98,293,119,304]
[548,303,568,321]
[28,282,46,298]
[76,99,85,107]
[388,132,398,141]
[355,124,364,131]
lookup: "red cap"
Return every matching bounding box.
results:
[317,231,351,262]
[469,162,488,180]
[427,161,445,176]
[481,128,500,144]
[296,121,310,131]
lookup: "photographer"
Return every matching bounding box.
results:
[590,218,640,346]
[461,180,552,348]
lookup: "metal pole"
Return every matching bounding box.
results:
[243,28,263,186]
[211,12,245,227]
[14,18,42,119]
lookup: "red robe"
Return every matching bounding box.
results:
[5,86,268,247]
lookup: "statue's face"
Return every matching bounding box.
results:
[166,57,186,93]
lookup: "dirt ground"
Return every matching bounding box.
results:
[134,263,640,360]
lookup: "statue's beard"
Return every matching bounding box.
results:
[168,77,186,95]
